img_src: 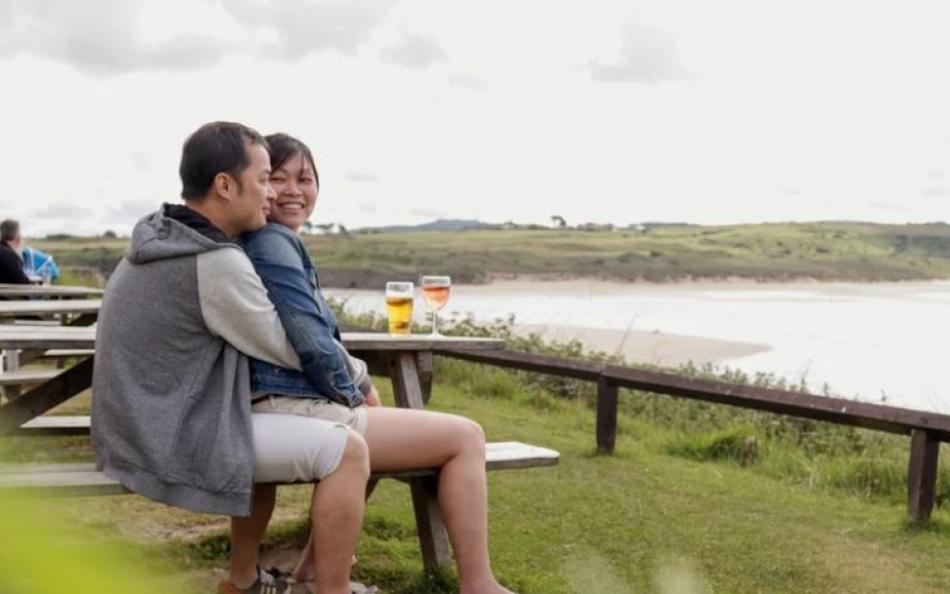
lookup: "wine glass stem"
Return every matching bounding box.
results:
[431,310,439,336]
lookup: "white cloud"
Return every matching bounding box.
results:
[104,199,160,225]
[588,23,689,83]
[345,171,380,183]
[30,203,94,220]
[445,71,486,91]
[0,0,233,74]
[224,0,395,59]
[0,0,395,75]
[379,33,448,69]
[410,208,446,219]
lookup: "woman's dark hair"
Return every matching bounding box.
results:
[265,133,319,187]
[179,121,269,200]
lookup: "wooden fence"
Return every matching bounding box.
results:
[434,347,950,523]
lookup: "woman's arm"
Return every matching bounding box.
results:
[242,226,364,406]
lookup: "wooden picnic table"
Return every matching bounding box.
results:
[0,326,511,568]
[0,299,102,318]
[0,284,104,298]
[0,299,101,398]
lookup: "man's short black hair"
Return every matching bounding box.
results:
[0,219,19,242]
[179,122,269,201]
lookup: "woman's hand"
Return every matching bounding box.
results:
[363,385,382,407]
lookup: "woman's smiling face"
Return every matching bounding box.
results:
[267,150,318,232]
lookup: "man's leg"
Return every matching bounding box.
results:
[363,407,513,594]
[244,413,370,594]
[228,484,277,588]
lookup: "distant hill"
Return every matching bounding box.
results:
[32,221,950,288]
[355,219,491,234]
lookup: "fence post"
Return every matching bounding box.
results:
[907,429,940,523]
[596,376,618,454]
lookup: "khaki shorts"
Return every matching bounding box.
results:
[251,413,350,483]
[252,395,369,436]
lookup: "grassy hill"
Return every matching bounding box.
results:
[33,221,950,288]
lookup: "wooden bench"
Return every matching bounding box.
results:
[0,441,559,497]
[14,414,90,436]
[0,369,62,387]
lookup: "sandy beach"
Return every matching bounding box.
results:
[511,323,769,366]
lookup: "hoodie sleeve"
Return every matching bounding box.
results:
[336,339,373,395]
[195,247,303,370]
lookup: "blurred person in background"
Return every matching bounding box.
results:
[0,219,30,285]
[21,245,60,284]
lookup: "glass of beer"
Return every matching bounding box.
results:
[421,276,451,336]
[385,281,414,336]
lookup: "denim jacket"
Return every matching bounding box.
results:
[241,223,365,408]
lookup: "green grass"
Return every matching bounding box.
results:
[31,221,950,287]
[8,365,950,593]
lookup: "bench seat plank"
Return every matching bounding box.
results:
[15,415,90,435]
[0,442,559,497]
[0,369,62,386]
[13,419,562,472]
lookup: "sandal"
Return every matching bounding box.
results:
[289,577,378,594]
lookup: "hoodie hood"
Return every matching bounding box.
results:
[125,205,237,265]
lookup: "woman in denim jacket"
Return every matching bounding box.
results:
[242,133,516,594]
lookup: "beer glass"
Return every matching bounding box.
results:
[385,281,414,336]
[421,276,451,336]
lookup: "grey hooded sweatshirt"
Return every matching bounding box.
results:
[92,207,367,516]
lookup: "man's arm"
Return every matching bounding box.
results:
[196,247,303,370]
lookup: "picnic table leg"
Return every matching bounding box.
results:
[416,351,434,405]
[2,348,21,401]
[0,357,93,434]
[389,351,453,569]
[16,349,46,367]
[66,313,98,327]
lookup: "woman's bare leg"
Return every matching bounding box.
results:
[293,530,358,583]
[363,407,513,594]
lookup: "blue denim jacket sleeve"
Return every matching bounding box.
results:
[242,225,364,406]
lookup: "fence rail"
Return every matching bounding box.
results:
[435,347,950,523]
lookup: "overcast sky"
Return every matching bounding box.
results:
[1,0,949,236]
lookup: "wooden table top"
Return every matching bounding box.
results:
[0,326,504,351]
[0,299,102,317]
[0,284,104,298]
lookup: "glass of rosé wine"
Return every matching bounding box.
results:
[420,275,451,336]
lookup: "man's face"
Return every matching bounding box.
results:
[230,143,276,234]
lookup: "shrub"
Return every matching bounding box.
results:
[666,426,760,466]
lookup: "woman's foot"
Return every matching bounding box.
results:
[292,554,358,584]
[460,579,516,594]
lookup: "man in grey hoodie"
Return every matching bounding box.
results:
[91,122,368,594]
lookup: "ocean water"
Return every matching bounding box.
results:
[326,281,950,414]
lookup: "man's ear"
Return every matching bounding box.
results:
[212,172,236,201]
